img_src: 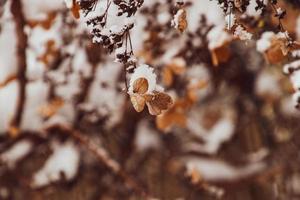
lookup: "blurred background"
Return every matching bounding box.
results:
[1,0,300,199]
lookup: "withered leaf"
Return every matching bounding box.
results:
[71,0,81,19]
[177,9,188,33]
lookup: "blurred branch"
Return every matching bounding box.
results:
[10,0,28,134]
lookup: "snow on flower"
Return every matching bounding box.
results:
[128,64,173,115]
[128,64,157,95]
[234,25,252,41]
[171,8,188,33]
[207,25,231,50]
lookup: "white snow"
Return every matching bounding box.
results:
[297,16,300,41]
[290,70,300,91]
[0,81,18,133]
[0,139,33,168]
[256,31,275,53]
[21,81,49,131]
[255,70,281,99]
[31,141,80,188]
[186,116,235,154]
[21,0,65,21]
[128,64,157,94]
[135,120,161,152]
[283,60,300,75]
[234,25,252,41]
[185,158,265,181]
[171,9,185,31]
[0,2,17,84]
[63,0,73,9]
[207,25,231,50]
[186,0,224,32]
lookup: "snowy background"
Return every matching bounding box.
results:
[1,0,300,199]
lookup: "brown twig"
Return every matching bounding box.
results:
[10,0,28,132]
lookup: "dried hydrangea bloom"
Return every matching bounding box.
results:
[128,64,173,115]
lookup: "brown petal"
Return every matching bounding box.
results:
[133,78,149,94]
[146,102,162,115]
[130,94,146,112]
[146,91,173,115]
[150,91,173,110]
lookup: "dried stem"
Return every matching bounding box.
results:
[10,0,28,131]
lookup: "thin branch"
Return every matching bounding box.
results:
[10,0,28,133]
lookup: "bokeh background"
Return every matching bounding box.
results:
[1,0,300,199]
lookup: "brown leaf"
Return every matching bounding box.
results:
[265,38,286,64]
[133,78,149,94]
[156,110,186,131]
[27,12,56,30]
[71,0,81,19]
[0,74,17,88]
[38,40,59,65]
[177,9,188,33]
[155,96,195,131]
[211,44,231,67]
[162,67,173,87]
[130,94,146,112]
[39,98,64,118]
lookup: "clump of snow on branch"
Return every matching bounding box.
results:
[207,25,231,50]
[0,139,33,168]
[31,141,80,188]
[185,158,266,181]
[171,8,188,33]
[233,25,252,41]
